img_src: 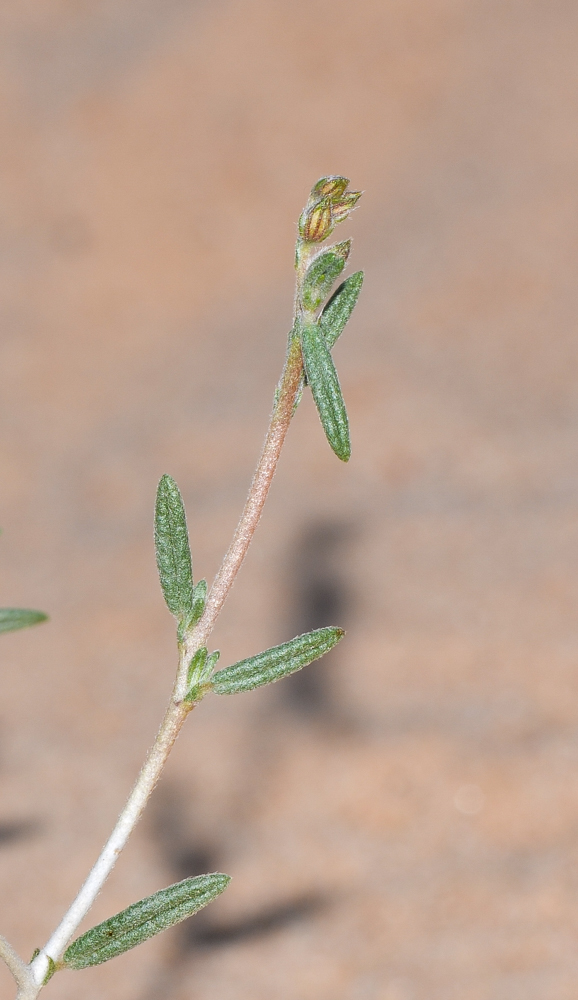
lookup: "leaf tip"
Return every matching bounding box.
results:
[0,608,49,633]
[42,957,57,985]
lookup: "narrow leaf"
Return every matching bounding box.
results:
[185,646,220,703]
[191,579,207,624]
[42,958,57,985]
[300,323,351,461]
[177,579,208,642]
[211,626,344,695]
[154,475,193,619]
[0,608,48,633]
[301,245,349,312]
[319,270,364,349]
[187,646,208,688]
[62,873,230,970]
[206,650,221,672]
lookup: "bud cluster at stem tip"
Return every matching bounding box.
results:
[298,176,362,244]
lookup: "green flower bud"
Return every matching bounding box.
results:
[331,191,362,224]
[298,197,334,243]
[310,176,350,201]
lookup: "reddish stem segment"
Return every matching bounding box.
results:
[190,335,304,649]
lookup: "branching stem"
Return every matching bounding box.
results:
[2,181,356,998]
[27,293,308,994]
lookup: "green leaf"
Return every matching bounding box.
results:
[187,646,208,688]
[185,646,220,703]
[206,650,221,673]
[191,578,207,624]
[211,626,344,695]
[177,579,208,642]
[301,243,349,312]
[62,873,230,970]
[300,322,351,461]
[154,475,194,620]
[0,608,48,633]
[43,957,57,985]
[319,270,364,349]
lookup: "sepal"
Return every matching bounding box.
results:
[298,197,334,243]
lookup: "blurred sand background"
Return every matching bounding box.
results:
[2,1,578,998]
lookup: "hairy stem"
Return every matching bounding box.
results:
[179,334,304,686]
[203,336,303,627]
[28,329,305,991]
[30,697,188,987]
[0,935,30,990]
[15,977,40,1000]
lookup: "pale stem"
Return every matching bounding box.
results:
[15,975,40,1000]
[0,935,30,990]
[29,321,306,990]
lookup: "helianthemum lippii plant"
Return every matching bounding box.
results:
[0,177,364,999]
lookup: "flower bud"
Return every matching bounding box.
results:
[299,197,334,243]
[310,176,350,201]
[331,191,362,224]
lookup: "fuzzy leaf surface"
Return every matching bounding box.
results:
[187,646,208,688]
[178,579,208,641]
[185,646,220,703]
[62,874,230,970]
[319,271,364,349]
[301,249,347,312]
[0,608,47,633]
[190,579,207,623]
[154,475,194,618]
[300,322,351,461]
[211,626,344,694]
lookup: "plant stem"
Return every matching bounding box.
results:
[15,974,40,1000]
[29,697,188,988]
[28,328,305,991]
[179,334,304,690]
[0,935,29,991]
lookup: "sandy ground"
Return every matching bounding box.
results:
[2,1,578,998]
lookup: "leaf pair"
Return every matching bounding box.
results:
[185,645,221,703]
[61,873,230,971]
[154,478,344,700]
[184,627,344,701]
[299,270,363,463]
[154,475,206,637]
